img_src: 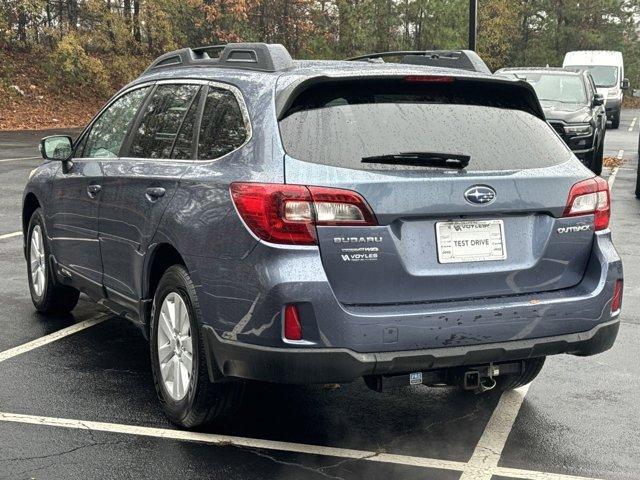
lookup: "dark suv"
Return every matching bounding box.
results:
[24,43,623,428]
[495,67,607,175]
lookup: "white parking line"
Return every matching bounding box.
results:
[628,117,637,132]
[460,385,530,480]
[0,314,109,363]
[0,410,467,471]
[0,231,22,240]
[0,411,604,480]
[608,149,624,188]
[0,156,39,163]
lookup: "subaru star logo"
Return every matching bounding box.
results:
[464,186,496,205]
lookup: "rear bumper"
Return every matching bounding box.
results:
[191,229,622,384]
[202,319,619,384]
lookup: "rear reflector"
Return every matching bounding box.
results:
[230,183,377,245]
[611,280,623,314]
[563,176,610,230]
[284,304,303,340]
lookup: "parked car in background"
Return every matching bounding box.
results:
[496,67,606,175]
[563,50,628,129]
[24,44,623,429]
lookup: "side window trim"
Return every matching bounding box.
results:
[73,82,155,160]
[190,85,209,160]
[168,85,203,160]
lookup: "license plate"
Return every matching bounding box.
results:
[436,219,506,263]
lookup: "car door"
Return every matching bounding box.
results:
[49,86,150,298]
[98,81,203,310]
[587,74,606,136]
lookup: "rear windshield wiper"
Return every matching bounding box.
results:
[361,152,470,169]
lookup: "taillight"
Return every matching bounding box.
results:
[611,280,623,315]
[563,177,610,231]
[283,304,303,340]
[230,183,377,245]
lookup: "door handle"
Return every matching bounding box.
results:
[146,187,166,200]
[86,184,102,197]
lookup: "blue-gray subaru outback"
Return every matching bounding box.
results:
[23,43,623,429]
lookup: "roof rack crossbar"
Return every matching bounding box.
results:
[347,49,491,74]
[144,43,294,73]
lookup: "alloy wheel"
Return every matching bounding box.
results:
[157,292,194,401]
[29,225,46,297]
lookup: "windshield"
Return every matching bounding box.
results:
[572,65,618,87]
[518,73,587,104]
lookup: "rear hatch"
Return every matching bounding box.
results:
[278,75,594,305]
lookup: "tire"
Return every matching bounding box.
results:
[150,264,245,429]
[590,137,604,175]
[498,357,546,391]
[611,111,620,129]
[26,208,79,315]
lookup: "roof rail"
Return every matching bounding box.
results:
[144,43,294,73]
[348,50,491,74]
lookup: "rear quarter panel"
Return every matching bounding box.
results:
[151,75,286,333]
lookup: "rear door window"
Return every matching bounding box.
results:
[128,84,201,159]
[197,87,248,160]
[279,79,570,172]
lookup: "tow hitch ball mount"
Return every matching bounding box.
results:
[364,361,524,393]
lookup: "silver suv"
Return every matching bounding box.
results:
[24,44,623,428]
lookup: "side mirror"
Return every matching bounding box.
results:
[39,135,73,161]
[593,93,605,107]
[622,78,630,90]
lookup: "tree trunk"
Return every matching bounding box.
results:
[17,9,28,43]
[133,0,141,44]
[68,0,78,29]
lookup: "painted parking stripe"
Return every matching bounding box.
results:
[608,149,624,188]
[0,156,39,163]
[0,410,467,471]
[460,386,530,480]
[0,411,605,480]
[0,231,21,240]
[0,314,109,363]
[629,117,637,132]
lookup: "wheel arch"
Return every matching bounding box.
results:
[141,243,187,332]
[22,192,41,258]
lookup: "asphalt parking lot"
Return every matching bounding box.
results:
[0,113,639,480]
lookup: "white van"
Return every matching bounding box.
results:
[563,50,629,129]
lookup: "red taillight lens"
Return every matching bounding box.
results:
[563,177,610,231]
[284,304,303,340]
[611,280,623,314]
[230,183,377,245]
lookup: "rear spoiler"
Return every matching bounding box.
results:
[275,75,545,121]
[348,50,491,74]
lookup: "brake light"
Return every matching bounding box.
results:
[230,183,377,245]
[284,304,303,340]
[404,75,455,83]
[611,280,623,315]
[563,177,610,231]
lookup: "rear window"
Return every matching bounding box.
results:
[279,79,571,172]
